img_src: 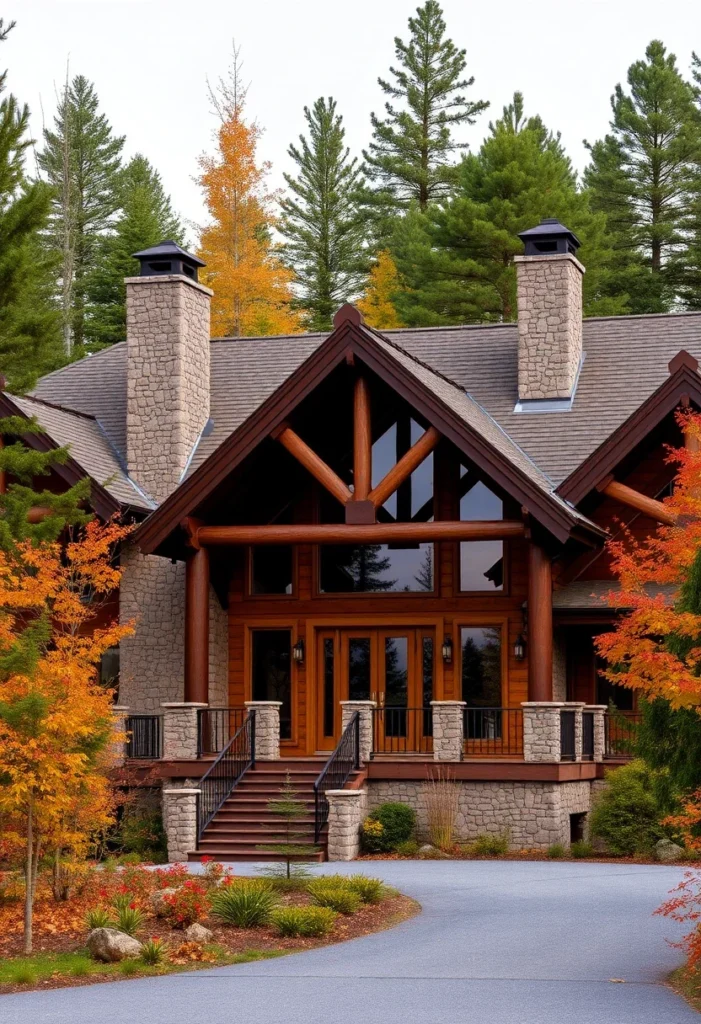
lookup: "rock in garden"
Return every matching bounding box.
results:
[418,844,435,855]
[150,887,177,916]
[184,922,213,943]
[418,844,449,859]
[655,838,684,863]
[87,927,143,962]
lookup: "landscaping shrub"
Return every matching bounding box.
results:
[271,906,337,937]
[423,769,459,851]
[118,959,139,976]
[209,879,278,928]
[570,840,594,859]
[7,964,38,985]
[117,807,167,862]
[547,843,565,859]
[362,803,416,853]
[396,839,420,857]
[114,902,144,937]
[346,875,386,904]
[161,880,209,928]
[468,832,509,856]
[590,760,667,855]
[85,907,113,931]
[141,938,165,965]
[307,880,361,915]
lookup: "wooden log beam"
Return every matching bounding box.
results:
[196,520,525,547]
[275,423,352,507]
[528,541,553,702]
[368,425,440,510]
[602,479,676,526]
[353,377,372,502]
[184,546,209,704]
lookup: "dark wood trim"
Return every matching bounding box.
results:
[353,376,371,502]
[196,520,526,546]
[369,426,440,509]
[557,362,701,505]
[528,541,553,701]
[184,546,209,703]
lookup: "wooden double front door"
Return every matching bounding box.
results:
[316,627,435,752]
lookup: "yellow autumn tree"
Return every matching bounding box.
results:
[357,250,404,330]
[198,54,302,338]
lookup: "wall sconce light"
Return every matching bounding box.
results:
[441,635,453,664]
[513,633,526,662]
[292,638,305,664]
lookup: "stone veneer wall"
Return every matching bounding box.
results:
[366,779,597,850]
[515,253,584,401]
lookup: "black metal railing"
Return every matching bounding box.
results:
[582,711,595,761]
[125,715,162,759]
[560,710,576,761]
[463,707,524,757]
[372,706,433,754]
[604,711,641,760]
[197,707,247,757]
[314,712,360,842]
[197,711,255,840]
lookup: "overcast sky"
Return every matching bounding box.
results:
[5,0,701,242]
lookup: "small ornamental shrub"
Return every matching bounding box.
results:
[153,863,189,889]
[115,903,145,937]
[8,964,38,986]
[209,879,278,928]
[272,906,337,937]
[590,760,666,856]
[468,832,509,856]
[362,803,416,852]
[308,880,361,915]
[141,937,166,965]
[570,840,594,859]
[161,880,209,929]
[396,839,420,857]
[85,907,113,930]
[346,875,386,904]
[201,857,230,888]
[547,843,566,859]
[118,808,167,860]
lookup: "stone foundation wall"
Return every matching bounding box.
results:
[162,787,200,862]
[366,778,598,850]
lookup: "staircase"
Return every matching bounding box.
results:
[190,758,330,863]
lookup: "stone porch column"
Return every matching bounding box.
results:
[162,787,200,862]
[244,701,281,760]
[431,701,465,762]
[161,702,207,760]
[340,700,376,765]
[567,701,586,762]
[111,705,129,764]
[522,702,565,763]
[585,704,608,762]
[326,789,367,861]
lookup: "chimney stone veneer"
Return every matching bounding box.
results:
[515,252,584,402]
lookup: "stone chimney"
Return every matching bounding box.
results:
[125,240,212,504]
[515,219,584,405]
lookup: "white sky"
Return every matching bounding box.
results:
[5,0,701,243]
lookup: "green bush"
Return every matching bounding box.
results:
[547,843,566,859]
[346,875,386,904]
[362,803,416,853]
[141,938,165,965]
[589,760,667,856]
[115,904,144,937]
[117,808,167,860]
[85,907,113,931]
[118,959,139,976]
[271,906,337,937]
[396,839,420,857]
[468,832,509,856]
[209,880,278,928]
[570,840,594,859]
[307,880,362,915]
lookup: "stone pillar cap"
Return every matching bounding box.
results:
[112,705,130,712]
[562,701,587,708]
[244,701,283,707]
[340,700,377,707]
[325,789,366,798]
[161,702,209,709]
[163,788,202,795]
[583,704,609,711]
[521,701,567,708]
[430,700,467,706]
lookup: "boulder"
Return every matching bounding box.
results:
[149,887,177,917]
[418,844,449,859]
[184,922,214,944]
[87,927,143,963]
[655,838,684,863]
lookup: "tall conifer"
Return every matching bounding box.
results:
[364,0,488,211]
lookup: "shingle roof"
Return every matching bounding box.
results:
[552,580,677,610]
[26,309,701,511]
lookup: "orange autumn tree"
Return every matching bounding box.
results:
[198,51,302,338]
[357,250,405,330]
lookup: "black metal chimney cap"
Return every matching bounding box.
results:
[133,240,205,281]
[518,219,581,257]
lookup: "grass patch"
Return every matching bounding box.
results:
[0,951,103,985]
[669,966,701,1013]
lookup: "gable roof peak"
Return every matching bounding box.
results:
[333,303,364,329]
[668,349,699,375]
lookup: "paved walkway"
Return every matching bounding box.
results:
[3,860,698,1024]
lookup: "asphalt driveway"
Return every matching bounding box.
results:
[3,860,697,1024]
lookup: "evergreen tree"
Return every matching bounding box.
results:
[392,94,622,327]
[680,51,701,310]
[86,155,184,347]
[364,0,488,211]
[584,40,701,313]
[0,20,61,390]
[280,97,370,331]
[38,75,124,353]
[258,771,317,878]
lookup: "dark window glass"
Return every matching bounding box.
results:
[461,627,502,706]
[422,637,434,734]
[596,670,634,711]
[251,546,293,594]
[252,630,292,739]
[319,543,433,592]
[100,646,120,688]
[371,419,434,521]
[348,639,371,700]
[460,472,504,591]
[384,636,408,737]
[323,638,335,737]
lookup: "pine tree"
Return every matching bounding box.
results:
[0,20,61,390]
[584,40,701,313]
[357,250,404,329]
[364,0,488,211]
[280,97,370,331]
[257,771,317,878]
[38,74,124,353]
[680,52,701,310]
[392,93,622,327]
[87,155,184,347]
